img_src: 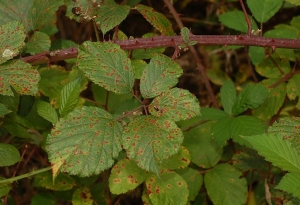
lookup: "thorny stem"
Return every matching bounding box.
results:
[239,0,252,35]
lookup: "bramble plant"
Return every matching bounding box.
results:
[0,0,300,204]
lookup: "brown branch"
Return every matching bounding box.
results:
[22,35,300,65]
[239,0,252,35]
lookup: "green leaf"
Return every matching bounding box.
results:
[211,116,233,147]
[96,0,130,35]
[0,60,40,96]
[204,164,247,205]
[220,80,236,115]
[232,83,269,116]
[72,186,93,205]
[135,4,174,36]
[25,31,50,55]
[0,21,26,64]
[232,148,268,171]
[247,0,283,23]
[160,146,191,170]
[59,78,83,117]
[46,106,123,178]
[218,11,258,33]
[77,41,134,94]
[146,170,189,205]
[248,46,265,66]
[0,177,11,197]
[0,103,11,117]
[184,121,222,168]
[243,133,300,173]
[199,107,228,121]
[176,167,203,201]
[140,54,183,99]
[0,143,21,166]
[31,193,56,205]
[180,27,190,44]
[253,80,286,121]
[149,88,200,121]
[131,59,147,79]
[285,0,300,5]
[230,116,266,147]
[287,74,300,110]
[36,100,58,124]
[34,171,76,191]
[276,173,300,198]
[109,158,147,194]
[122,116,183,173]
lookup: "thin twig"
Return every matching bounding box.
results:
[239,0,252,35]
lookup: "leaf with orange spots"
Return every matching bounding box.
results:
[0,60,40,96]
[287,74,300,110]
[46,106,123,178]
[109,158,147,194]
[146,170,189,205]
[72,186,93,205]
[140,54,182,99]
[149,88,200,121]
[25,31,51,55]
[0,21,26,64]
[122,116,183,173]
[135,4,174,36]
[77,41,134,94]
[160,146,190,170]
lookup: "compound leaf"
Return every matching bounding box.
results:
[96,0,130,35]
[135,4,174,36]
[122,116,183,173]
[46,106,123,178]
[204,164,247,205]
[0,143,21,167]
[0,60,40,96]
[36,100,58,124]
[243,133,300,173]
[211,116,233,147]
[247,0,283,23]
[220,80,236,115]
[109,158,147,195]
[146,170,189,205]
[276,173,300,198]
[0,21,26,64]
[149,88,200,121]
[77,41,134,94]
[140,54,182,99]
[72,186,93,205]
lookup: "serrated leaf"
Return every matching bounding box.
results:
[180,27,190,44]
[77,41,134,94]
[59,78,82,117]
[109,158,147,194]
[135,4,174,36]
[220,80,236,115]
[232,83,269,116]
[256,54,291,79]
[218,11,258,33]
[249,46,265,66]
[0,103,11,117]
[253,80,286,120]
[122,116,183,173]
[96,0,130,35]
[25,31,50,55]
[247,0,283,23]
[36,100,58,124]
[149,88,200,121]
[184,121,222,168]
[204,164,247,205]
[72,186,93,205]
[211,116,233,147]
[200,107,228,121]
[176,167,203,201]
[0,21,26,64]
[268,117,300,152]
[0,143,21,166]
[160,146,190,170]
[140,54,183,99]
[243,133,300,173]
[0,60,40,96]
[46,106,123,178]
[232,148,268,171]
[287,74,300,109]
[131,59,147,79]
[146,170,188,205]
[276,173,300,198]
[34,171,76,191]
